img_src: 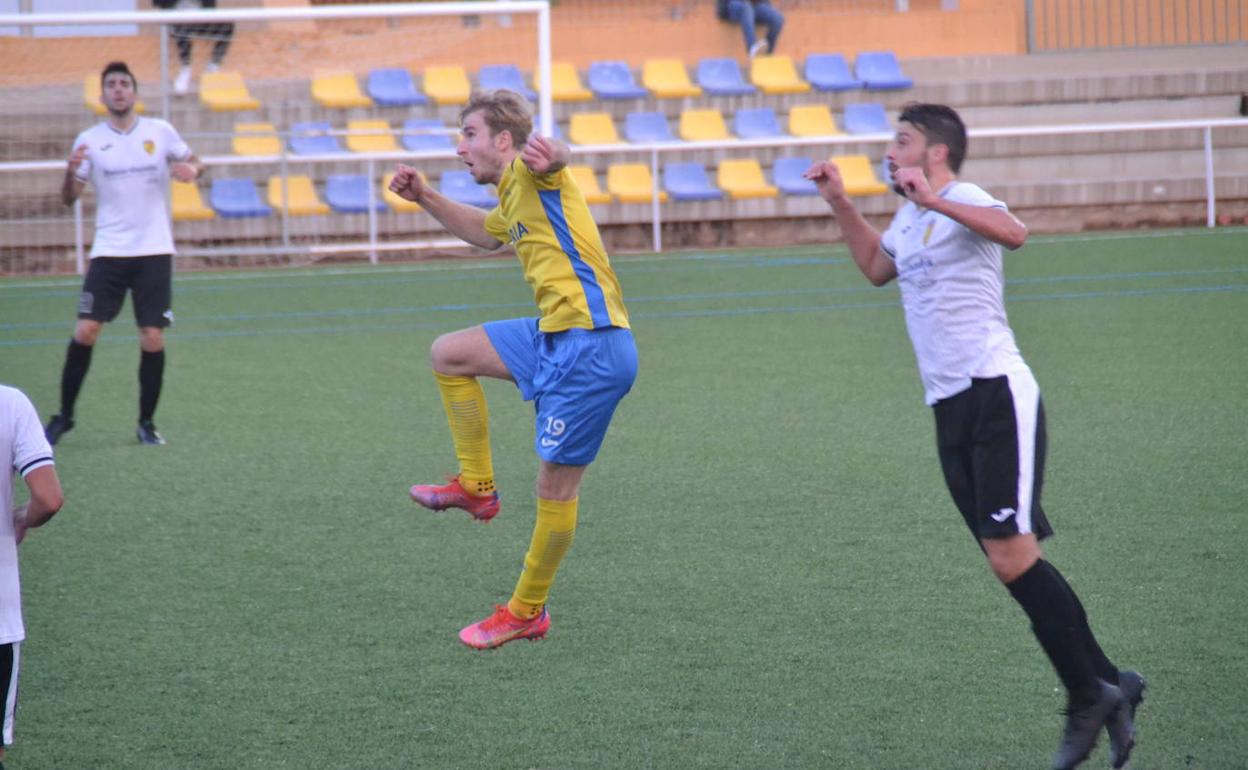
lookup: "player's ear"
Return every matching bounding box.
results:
[928,143,949,167]
[494,129,513,152]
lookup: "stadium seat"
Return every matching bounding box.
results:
[607,164,667,203]
[424,65,472,105]
[232,122,281,156]
[289,121,345,155]
[543,61,593,102]
[569,113,622,146]
[440,170,497,209]
[750,55,811,95]
[311,70,372,108]
[366,68,427,107]
[804,53,863,92]
[843,103,892,135]
[772,157,819,196]
[788,104,842,137]
[346,119,398,153]
[695,58,756,96]
[267,175,330,216]
[734,108,784,139]
[587,61,647,99]
[478,64,536,100]
[642,58,702,98]
[401,118,455,152]
[171,181,215,221]
[84,74,145,115]
[663,162,722,202]
[569,165,611,204]
[199,71,260,111]
[717,159,778,199]
[679,109,729,142]
[325,174,386,214]
[854,51,914,90]
[209,178,271,218]
[829,154,889,196]
[382,172,423,212]
[624,111,678,144]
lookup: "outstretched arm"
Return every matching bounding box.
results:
[805,160,897,286]
[388,164,504,251]
[893,167,1027,250]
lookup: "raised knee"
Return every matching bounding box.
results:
[429,334,460,374]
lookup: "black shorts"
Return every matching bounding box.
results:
[0,642,18,746]
[933,372,1053,541]
[78,255,173,328]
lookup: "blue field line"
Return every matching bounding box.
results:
[1,282,1243,348]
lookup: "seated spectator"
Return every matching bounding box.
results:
[716,0,784,58]
[155,0,236,94]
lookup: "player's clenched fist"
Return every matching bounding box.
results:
[389,164,427,203]
[802,160,846,204]
[67,144,89,172]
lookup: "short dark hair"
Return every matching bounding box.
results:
[101,61,137,90]
[460,89,532,148]
[897,102,966,173]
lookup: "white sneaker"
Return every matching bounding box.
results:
[749,41,768,58]
[204,62,220,74]
[174,66,192,94]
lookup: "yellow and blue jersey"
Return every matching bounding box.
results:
[484,157,630,333]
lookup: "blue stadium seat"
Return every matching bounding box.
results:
[733,107,784,139]
[402,119,454,152]
[843,103,892,135]
[209,178,272,218]
[663,162,723,201]
[854,51,913,90]
[366,68,428,107]
[625,111,678,143]
[587,61,648,99]
[289,121,345,155]
[325,174,386,214]
[696,58,757,96]
[804,53,863,91]
[478,64,537,100]
[772,157,819,196]
[441,170,498,209]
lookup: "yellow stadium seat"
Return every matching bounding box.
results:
[543,61,593,102]
[311,71,372,108]
[382,172,423,212]
[607,164,667,203]
[642,59,701,98]
[750,55,811,95]
[267,175,330,216]
[199,71,261,112]
[84,74,145,115]
[679,109,729,142]
[424,65,472,105]
[232,122,281,156]
[569,113,622,146]
[171,181,214,221]
[717,159,778,199]
[346,120,398,153]
[788,104,842,137]
[569,165,611,204]
[829,155,889,196]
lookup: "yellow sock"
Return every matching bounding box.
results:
[433,371,494,496]
[508,497,578,619]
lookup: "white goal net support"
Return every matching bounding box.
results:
[0,1,552,274]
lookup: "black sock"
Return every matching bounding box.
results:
[60,339,93,417]
[1006,559,1101,703]
[139,349,165,423]
[1047,562,1120,685]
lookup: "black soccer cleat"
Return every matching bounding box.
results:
[44,413,75,445]
[136,420,167,446]
[1106,670,1146,769]
[1052,680,1124,770]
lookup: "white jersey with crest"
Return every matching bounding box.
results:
[880,181,1030,406]
[72,117,192,259]
[0,386,56,645]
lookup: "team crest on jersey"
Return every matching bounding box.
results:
[922,222,935,246]
[142,140,155,155]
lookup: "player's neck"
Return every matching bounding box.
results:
[107,111,137,133]
[928,167,956,195]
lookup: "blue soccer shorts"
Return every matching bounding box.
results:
[484,317,638,466]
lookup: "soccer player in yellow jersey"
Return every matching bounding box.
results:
[389,90,637,650]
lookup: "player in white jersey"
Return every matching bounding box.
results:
[45,62,202,447]
[805,103,1145,770]
[0,384,64,765]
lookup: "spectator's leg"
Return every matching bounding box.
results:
[756,3,784,54]
[172,24,193,65]
[209,22,234,67]
[726,0,758,55]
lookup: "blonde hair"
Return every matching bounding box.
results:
[460,89,532,148]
